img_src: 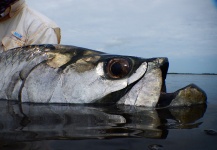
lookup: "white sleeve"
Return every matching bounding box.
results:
[27,26,61,45]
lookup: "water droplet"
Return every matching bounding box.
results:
[148,144,163,150]
[204,129,217,136]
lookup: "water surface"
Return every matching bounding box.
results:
[0,74,216,150]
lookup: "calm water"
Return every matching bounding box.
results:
[0,74,217,150]
[166,74,217,104]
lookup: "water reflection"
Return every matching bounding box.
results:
[0,100,206,141]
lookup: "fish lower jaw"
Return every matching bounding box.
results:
[158,84,207,107]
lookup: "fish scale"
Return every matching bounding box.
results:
[0,44,206,107]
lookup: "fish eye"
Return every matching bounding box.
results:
[106,58,131,79]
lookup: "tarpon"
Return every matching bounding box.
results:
[0,44,207,107]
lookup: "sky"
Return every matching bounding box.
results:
[26,0,217,73]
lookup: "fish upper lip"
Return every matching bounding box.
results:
[157,58,169,93]
[159,58,169,81]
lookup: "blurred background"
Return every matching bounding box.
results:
[27,0,217,74]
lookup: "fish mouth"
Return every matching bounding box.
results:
[100,57,206,107]
[158,83,207,107]
[159,58,169,93]
[157,59,207,107]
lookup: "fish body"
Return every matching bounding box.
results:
[0,44,206,107]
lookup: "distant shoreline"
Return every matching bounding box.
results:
[168,73,217,75]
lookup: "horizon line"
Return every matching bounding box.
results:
[168,72,217,75]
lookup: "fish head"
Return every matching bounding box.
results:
[49,45,169,107]
[23,45,206,107]
[97,56,169,107]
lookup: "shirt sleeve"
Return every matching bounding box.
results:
[27,26,61,45]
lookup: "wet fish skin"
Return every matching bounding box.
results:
[0,44,103,101]
[0,44,206,107]
[0,44,163,106]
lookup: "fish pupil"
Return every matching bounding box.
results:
[111,62,123,76]
[110,61,130,78]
